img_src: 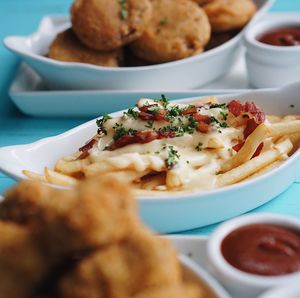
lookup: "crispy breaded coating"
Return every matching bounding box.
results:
[0,222,47,298]
[130,0,211,63]
[71,0,152,51]
[133,283,203,298]
[49,29,123,67]
[202,0,257,32]
[1,176,138,256]
[59,228,181,298]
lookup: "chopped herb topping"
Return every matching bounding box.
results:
[155,94,169,108]
[96,113,112,135]
[195,142,203,152]
[124,108,139,119]
[210,116,228,128]
[160,17,168,25]
[113,123,137,141]
[220,111,228,121]
[119,0,128,20]
[145,120,154,129]
[165,146,180,169]
[166,105,183,119]
[210,103,228,109]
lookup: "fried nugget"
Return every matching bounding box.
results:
[59,228,181,298]
[49,29,123,67]
[133,283,203,298]
[202,0,257,32]
[130,0,211,63]
[1,176,138,256]
[0,222,47,298]
[71,0,152,51]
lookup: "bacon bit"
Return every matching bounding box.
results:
[196,122,210,133]
[79,139,97,153]
[77,151,90,160]
[228,100,244,117]
[157,130,177,139]
[244,118,259,139]
[135,131,159,144]
[193,114,211,124]
[138,105,166,121]
[232,141,264,158]
[181,106,197,115]
[139,104,158,112]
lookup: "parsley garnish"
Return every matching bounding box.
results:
[210,116,228,128]
[119,0,128,20]
[155,94,169,108]
[166,105,183,119]
[220,111,228,121]
[195,142,203,152]
[210,103,227,109]
[124,108,139,119]
[160,17,168,25]
[145,120,154,129]
[113,123,137,141]
[96,113,112,135]
[165,146,180,169]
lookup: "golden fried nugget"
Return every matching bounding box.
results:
[0,222,47,298]
[203,0,257,32]
[130,0,211,63]
[133,283,203,298]
[59,228,181,298]
[1,176,138,256]
[49,29,123,67]
[71,0,152,51]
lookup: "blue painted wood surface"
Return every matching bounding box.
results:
[0,0,300,234]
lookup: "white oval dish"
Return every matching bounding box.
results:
[1,82,300,233]
[3,0,273,91]
[258,283,300,298]
[244,15,300,88]
[207,213,300,298]
[180,255,230,298]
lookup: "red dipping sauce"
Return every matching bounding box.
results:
[221,224,300,276]
[257,27,300,46]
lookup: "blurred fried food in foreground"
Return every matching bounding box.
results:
[0,176,204,298]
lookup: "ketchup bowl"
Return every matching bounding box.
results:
[207,213,300,298]
[244,16,300,88]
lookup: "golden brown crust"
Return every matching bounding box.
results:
[0,222,47,298]
[71,0,152,51]
[59,228,181,298]
[130,0,211,63]
[1,176,138,256]
[203,0,257,32]
[48,29,123,67]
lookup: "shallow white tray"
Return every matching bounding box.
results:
[9,13,300,118]
[2,83,300,234]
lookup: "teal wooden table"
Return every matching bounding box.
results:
[1,0,300,235]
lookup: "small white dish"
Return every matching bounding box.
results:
[258,283,300,298]
[207,213,300,298]
[1,82,300,233]
[244,15,300,88]
[3,0,273,91]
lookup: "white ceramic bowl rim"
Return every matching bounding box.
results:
[207,213,300,287]
[244,16,300,52]
[3,0,274,73]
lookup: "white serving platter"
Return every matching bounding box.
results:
[4,0,273,91]
[9,12,300,118]
[1,83,300,234]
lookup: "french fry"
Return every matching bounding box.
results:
[221,124,269,173]
[190,96,219,105]
[22,170,47,183]
[217,138,293,187]
[266,115,282,123]
[103,170,151,184]
[267,120,300,138]
[44,167,77,187]
[140,172,166,190]
[55,159,90,174]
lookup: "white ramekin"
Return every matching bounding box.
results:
[207,213,300,298]
[258,283,300,298]
[244,16,300,88]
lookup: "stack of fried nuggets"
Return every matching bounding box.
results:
[0,176,203,298]
[49,0,256,66]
